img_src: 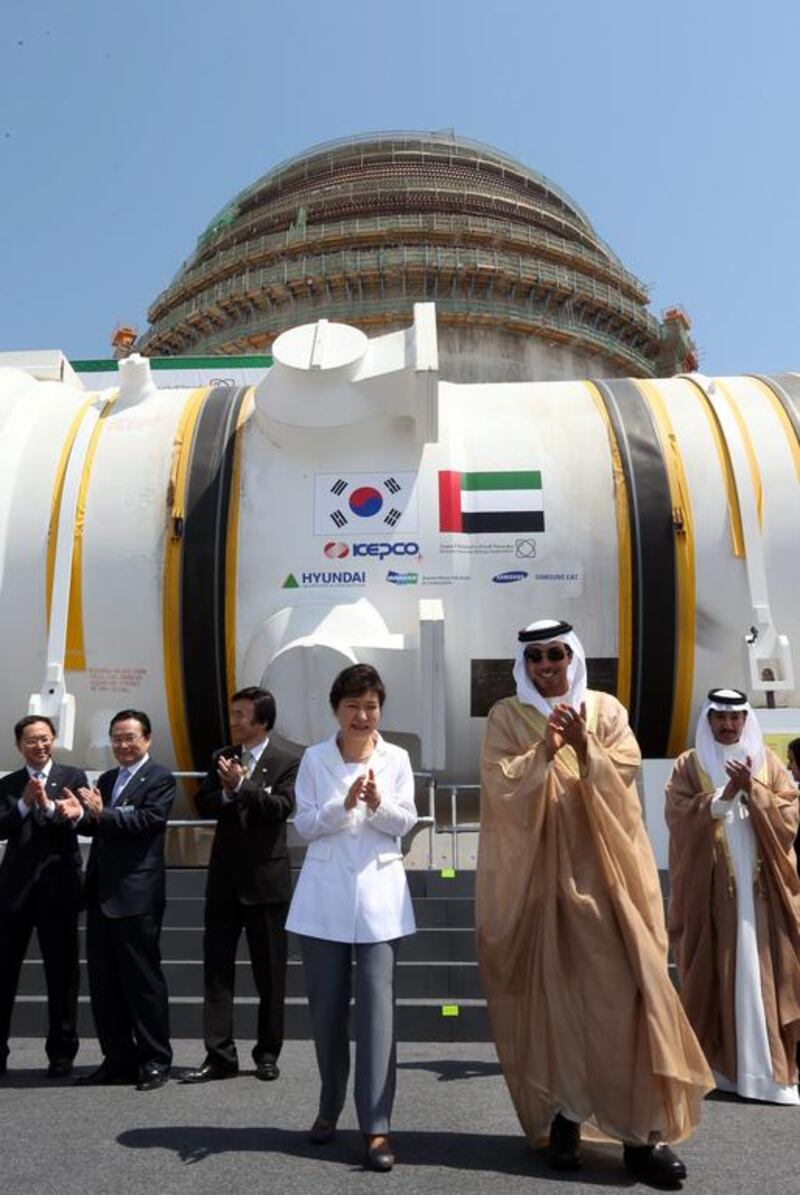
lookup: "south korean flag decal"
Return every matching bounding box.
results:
[314,472,418,535]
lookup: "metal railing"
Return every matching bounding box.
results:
[144,246,659,347]
[195,130,601,253]
[157,293,658,376]
[146,212,648,324]
[0,769,475,871]
[443,784,481,871]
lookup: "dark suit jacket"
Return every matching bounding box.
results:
[82,759,176,918]
[195,739,300,905]
[0,762,88,913]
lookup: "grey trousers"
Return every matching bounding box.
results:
[300,935,400,1135]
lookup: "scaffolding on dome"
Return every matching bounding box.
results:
[137,132,696,380]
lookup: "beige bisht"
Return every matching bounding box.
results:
[477,692,713,1146]
[666,747,800,1086]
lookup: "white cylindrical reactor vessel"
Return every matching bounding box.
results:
[0,318,797,806]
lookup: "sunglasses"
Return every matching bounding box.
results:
[525,647,569,663]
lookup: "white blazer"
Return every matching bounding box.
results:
[286,733,417,944]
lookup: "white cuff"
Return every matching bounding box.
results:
[710,787,737,820]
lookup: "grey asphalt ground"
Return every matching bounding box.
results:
[1,1038,798,1195]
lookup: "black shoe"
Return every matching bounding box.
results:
[0,1056,7,1078]
[545,1113,582,1171]
[46,1058,74,1079]
[74,1062,136,1087]
[623,1143,687,1185]
[365,1135,395,1172]
[309,1117,337,1144]
[180,1060,238,1084]
[137,1065,170,1092]
[254,1059,280,1081]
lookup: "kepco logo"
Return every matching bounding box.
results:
[352,541,420,560]
[324,542,350,559]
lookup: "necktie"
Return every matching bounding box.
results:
[237,751,256,828]
[32,772,48,824]
[112,767,131,805]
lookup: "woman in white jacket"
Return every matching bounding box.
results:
[286,663,417,1172]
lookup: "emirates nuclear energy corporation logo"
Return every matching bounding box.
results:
[324,542,350,559]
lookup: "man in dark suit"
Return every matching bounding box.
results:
[182,687,299,1083]
[70,709,175,1090]
[0,715,87,1078]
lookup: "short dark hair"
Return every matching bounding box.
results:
[788,738,800,765]
[231,687,276,731]
[329,664,386,710]
[14,715,56,744]
[109,709,152,738]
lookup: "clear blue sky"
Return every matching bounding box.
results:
[2,0,798,375]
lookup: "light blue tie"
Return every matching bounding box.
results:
[32,772,48,823]
[112,767,131,805]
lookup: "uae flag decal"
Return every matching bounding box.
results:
[438,470,544,534]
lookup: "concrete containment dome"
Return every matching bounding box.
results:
[137,131,696,381]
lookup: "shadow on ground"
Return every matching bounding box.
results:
[397,1057,502,1081]
[117,1125,638,1186]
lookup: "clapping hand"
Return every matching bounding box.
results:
[544,713,564,761]
[360,768,381,812]
[344,769,381,812]
[344,774,365,811]
[545,703,587,761]
[56,789,84,822]
[32,777,51,812]
[22,775,47,809]
[77,785,103,818]
[217,754,245,793]
[721,756,753,802]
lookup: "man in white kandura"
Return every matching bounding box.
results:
[667,687,800,1103]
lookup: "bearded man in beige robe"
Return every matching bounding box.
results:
[477,619,712,1184]
[666,688,800,1103]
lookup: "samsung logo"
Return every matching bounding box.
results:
[492,570,528,584]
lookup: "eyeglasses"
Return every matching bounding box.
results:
[525,647,569,663]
